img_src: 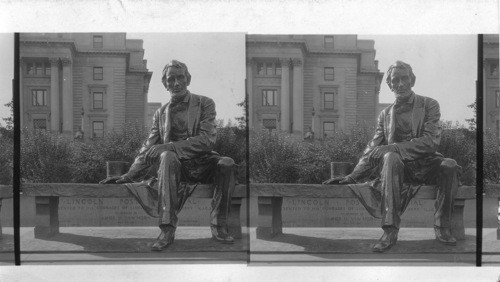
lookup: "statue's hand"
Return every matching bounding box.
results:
[323,176,355,185]
[99,175,132,184]
[145,144,173,165]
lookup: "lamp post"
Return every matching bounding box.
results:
[311,107,315,136]
[74,107,84,140]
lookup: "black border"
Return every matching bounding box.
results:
[13,32,20,266]
[476,34,484,267]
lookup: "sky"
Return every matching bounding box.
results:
[359,35,477,124]
[128,33,246,124]
[0,34,13,126]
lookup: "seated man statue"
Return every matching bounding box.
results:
[323,61,460,252]
[101,60,236,251]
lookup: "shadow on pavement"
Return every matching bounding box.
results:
[252,232,475,263]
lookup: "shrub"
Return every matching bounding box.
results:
[296,125,374,183]
[21,130,74,183]
[484,129,500,184]
[250,123,478,185]
[71,121,148,183]
[20,121,248,184]
[249,130,302,183]
[0,136,13,185]
[439,127,476,185]
[214,126,246,165]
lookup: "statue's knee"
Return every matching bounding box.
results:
[440,158,458,175]
[160,150,178,163]
[217,157,235,169]
[383,152,401,163]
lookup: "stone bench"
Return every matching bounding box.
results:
[251,183,476,240]
[5,183,246,239]
[484,184,500,239]
[0,185,13,239]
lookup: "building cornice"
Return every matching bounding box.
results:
[247,40,365,56]
[21,38,151,75]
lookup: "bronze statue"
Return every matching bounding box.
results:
[324,61,460,252]
[100,60,236,251]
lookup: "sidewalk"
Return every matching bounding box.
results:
[482,228,500,265]
[4,226,477,265]
[18,226,248,264]
[250,227,476,265]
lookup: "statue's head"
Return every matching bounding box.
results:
[386,61,416,101]
[161,60,192,96]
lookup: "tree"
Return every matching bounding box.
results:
[0,101,13,139]
[465,100,476,131]
[234,99,246,130]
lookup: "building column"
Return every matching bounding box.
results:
[49,58,60,133]
[280,58,290,132]
[143,82,149,128]
[292,58,304,136]
[246,58,253,129]
[61,58,73,136]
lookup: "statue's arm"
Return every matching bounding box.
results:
[169,97,217,160]
[349,111,387,181]
[125,108,162,180]
[394,98,441,161]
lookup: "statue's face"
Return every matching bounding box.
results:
[165,67,188,96]
[389,67,412,100]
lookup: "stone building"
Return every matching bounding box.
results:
[20,33,152,140]
[246,35,383,138]
[483,34,499,137]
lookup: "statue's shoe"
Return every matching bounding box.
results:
[151,226,176,251]
[372,227,398,253]
[434,226,457,246]
[211,225,234,244]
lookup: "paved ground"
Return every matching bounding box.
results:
[17,227,249,264]
[0,227,14,265]
[250,227,476,265]
[482,228,500,265]
[0,226,478,265]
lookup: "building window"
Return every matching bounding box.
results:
[35,62,44,75]
[256,62,281,76]
[33,119,47,131]
[93,92,104,109]
[324,36,334,48]
[324,92,335,109]
[490,62,498,77]
[266,63,274,75]
[324,67,334,81]
[93,67,103,80]
[93,35,103,48]
[262,119,277,130]
[262,89,277,106]
[257,63,265,75]
[92,121,104,138]
[26,61,50,76]
[323,122,335,138]
[32,89,47,106]
[275,62,282,76]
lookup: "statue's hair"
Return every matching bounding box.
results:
[386,61,416,89]
[161,60,192,88]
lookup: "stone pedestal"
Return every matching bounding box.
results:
[34,197,59,238]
